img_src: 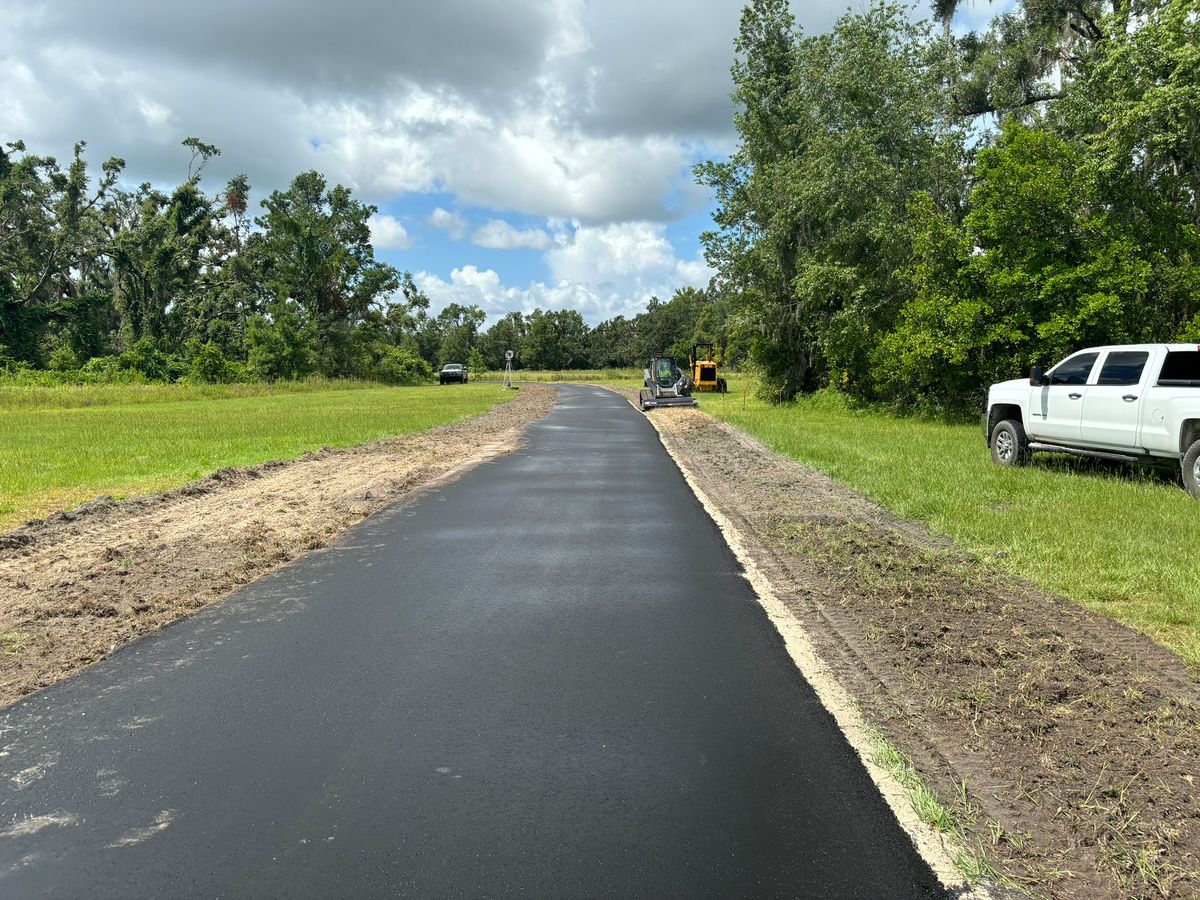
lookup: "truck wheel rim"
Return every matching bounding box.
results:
[1194,456,1200,486]
[996,430,1014,461]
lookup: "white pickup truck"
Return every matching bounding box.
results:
[984,344,1200,498]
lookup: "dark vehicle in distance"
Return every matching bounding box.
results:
[439,363,469,384]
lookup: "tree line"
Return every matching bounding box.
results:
[1,139,739,385]
[473,287,745,373]
[701,0,1199,411]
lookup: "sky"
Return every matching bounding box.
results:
[1,0,1005,326]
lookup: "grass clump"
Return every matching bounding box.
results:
[867,728,1006,887]
[870,731,961,836]
[0,382,509,529]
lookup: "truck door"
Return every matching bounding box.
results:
[1079,350,1150,449]
[1031,351,1099,443]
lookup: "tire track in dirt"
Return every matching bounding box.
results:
[0,386,556,708]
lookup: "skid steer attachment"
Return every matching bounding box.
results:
[638,356,698,411]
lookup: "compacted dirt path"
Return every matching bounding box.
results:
[0,385,556,707]
[634,400,1200,899]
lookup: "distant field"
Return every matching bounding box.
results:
[0,379,379,410]
[0,382,510,530]
[700,377,1200,667]
[476,368,641,385]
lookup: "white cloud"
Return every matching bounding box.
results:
[416,220,714,324]
[416,266,625,322]
[2,0,878,326]
[674,256,715,286]
[136,97,173,126]
[441,115,694,223]
[0,0,979,228]
[429,207,468,240]
[472,219,553,250]
[415,266,519,316]
[547,221,676,283]
[308,102,436,195]
[367,212,412,249]
[14,0,561,103]
[0,60,37,133]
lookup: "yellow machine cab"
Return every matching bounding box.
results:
[690,343,728,394]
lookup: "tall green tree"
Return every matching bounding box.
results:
[176,173,268,359]
[699,1,964,400]
[696,0,804,396]
[108,179,216,348]
[434,303,487,366]
[246,300,318,381]
[256,171,400,377]
[586,315,636,368]
[1059,0,1200,335]
[877,0,1200,411]
[522,309,589,369]
[0,141,122,363]
[477,311,527,369]
[882,124,1156,409]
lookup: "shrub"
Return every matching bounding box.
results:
[78,356,144,383]
[188,342,241,384]
[247,301,318,381]
[370,346,433,385]
[47,345,81,372]
[121,338,187,382]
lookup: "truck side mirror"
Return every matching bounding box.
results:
[1029,365,1045,386]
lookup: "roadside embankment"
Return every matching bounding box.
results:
[0,385,556,708]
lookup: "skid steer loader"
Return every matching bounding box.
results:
[638,356,697,411]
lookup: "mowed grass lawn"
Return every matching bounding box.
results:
[701,378,1200,667]
[0,381,509,530]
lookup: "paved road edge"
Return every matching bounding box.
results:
[606,388,991,898]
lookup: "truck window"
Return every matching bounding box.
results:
[1097,351,1149,386]
[1158,351,1200,386]
[1049,352,1099,386]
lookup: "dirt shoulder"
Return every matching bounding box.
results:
[624,392,1199,899]
[0,385,556,709]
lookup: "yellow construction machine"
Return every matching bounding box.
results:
[689,343,728,394]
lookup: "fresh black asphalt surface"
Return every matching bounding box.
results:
[0,385,945,898]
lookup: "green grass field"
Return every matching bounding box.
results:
[699,377,1200,667]
[0,382,510,529]
[0,379,381,410]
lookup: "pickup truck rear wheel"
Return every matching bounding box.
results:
[990,419,1030,467]
[1183,440,1200,499]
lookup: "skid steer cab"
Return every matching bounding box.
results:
[638,356,698,411]
[690,343,728,393]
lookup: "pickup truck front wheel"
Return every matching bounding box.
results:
[1183,440,1200,499]
[990,419,1030,467]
